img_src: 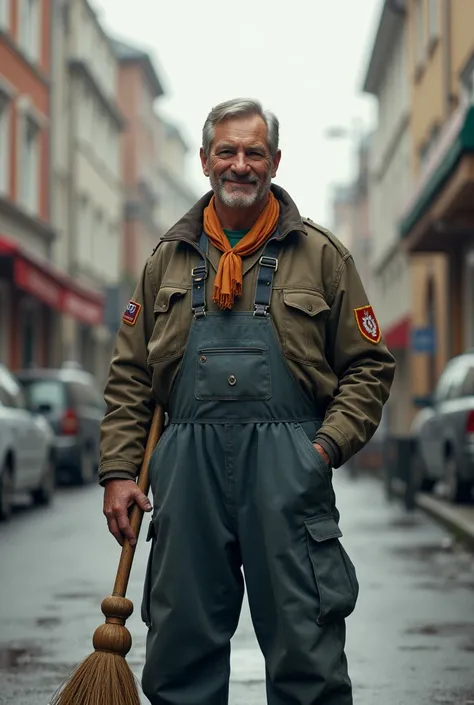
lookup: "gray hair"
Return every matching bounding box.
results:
[202,98,279,158]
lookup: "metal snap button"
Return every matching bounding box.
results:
[228,375,237,386]
[200,355,207,363]
[307,303,313,312]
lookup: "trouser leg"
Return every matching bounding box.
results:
[236,422,357,705]
[142,423,244,705]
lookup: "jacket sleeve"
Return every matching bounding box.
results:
[98,258,157,485]
[316,254,396,467]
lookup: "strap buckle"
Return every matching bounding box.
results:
[253,303,269,317]
[258,256,278,272]
[192,265,208,282]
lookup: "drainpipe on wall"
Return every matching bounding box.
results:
[443,0,452,119]
[47,0,55,262]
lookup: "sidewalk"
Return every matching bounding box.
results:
[383,474,474,552]
[415,492,474,551]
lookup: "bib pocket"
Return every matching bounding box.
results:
[195,346,272,401]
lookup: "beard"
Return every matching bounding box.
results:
[210,169,272,208]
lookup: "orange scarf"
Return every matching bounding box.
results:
[203,192,280,309]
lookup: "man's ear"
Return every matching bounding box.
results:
[200,147,209,177]
[272,149,282,178]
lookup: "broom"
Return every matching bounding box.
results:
[50,405,164,705]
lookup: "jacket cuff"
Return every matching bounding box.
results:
[313,434,341,468]
[315,425,351,468]
[98,468,137,487]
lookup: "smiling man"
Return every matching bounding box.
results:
[99,98,395,705]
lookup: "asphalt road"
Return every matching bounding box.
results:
[0,471,474,705]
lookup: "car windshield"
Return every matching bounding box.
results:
[21,379,67,412]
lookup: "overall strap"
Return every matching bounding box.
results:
[191,231,208,318]
[253,238,280,317]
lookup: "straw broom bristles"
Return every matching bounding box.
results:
[49,407,164,705]
[50,650,140,705]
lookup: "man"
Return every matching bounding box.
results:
[100,98,395,705]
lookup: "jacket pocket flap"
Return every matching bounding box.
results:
[154,286,188,313]
[283,290,330,317]
[305,515,342,542]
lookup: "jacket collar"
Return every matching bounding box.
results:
[161,183,308,244]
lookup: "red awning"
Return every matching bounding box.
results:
[0,234,104,326]
[384,315,410,350]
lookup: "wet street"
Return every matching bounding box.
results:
[1,471,474,705]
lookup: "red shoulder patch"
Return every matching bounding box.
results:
[354,305,381,344]
[122,300,142,326]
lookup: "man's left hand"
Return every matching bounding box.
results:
[313,443,330,466]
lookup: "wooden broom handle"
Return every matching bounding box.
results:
[112,406,164,598]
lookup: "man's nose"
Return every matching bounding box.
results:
[231,153,251,174]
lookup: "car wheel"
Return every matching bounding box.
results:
[445,455,472,503]
[31,454,55,506]
[0,462,13,522]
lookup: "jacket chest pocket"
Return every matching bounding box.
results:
[195,346,272,401]
[280,289,330,366]
[148,286,190,364]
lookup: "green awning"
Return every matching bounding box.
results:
[400,106,474,237]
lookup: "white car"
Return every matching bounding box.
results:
[0,365,56,521]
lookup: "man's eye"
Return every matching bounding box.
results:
[219,150,233,156]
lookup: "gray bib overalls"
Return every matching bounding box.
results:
[141,233,358,705]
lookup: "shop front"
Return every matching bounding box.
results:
[0,234,104,372]
[400,104,474,362]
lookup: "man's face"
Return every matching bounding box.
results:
[200,114,281,209]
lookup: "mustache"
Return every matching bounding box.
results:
[221,174,259,185]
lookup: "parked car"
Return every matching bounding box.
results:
[16,367,106,486]
[0,365,55,521]
[410,350,474,502]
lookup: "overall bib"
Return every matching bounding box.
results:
[142,234,358,705]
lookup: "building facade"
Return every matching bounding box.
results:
[114,39,196,308]
[400,0,474,403]
[363,0,418,433]
[114,38,164,288]
[51,0,124,382]
[155,117,197,233]
[0,0,104,371]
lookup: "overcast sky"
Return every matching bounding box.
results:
[92,0,383,226]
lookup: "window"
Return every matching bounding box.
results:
[0,91,9,195]
[20,114,40,213]
[19,0,40,64]
[21,379,67,413]
[460,57,474,107]
[69,380,103,409]
[0,0,10,31]
[21,304,37,368]
[460,365,474,398]
[434,364,457,404]
[428,0,440,42]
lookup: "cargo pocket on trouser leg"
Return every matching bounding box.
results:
[141,521,156,628]
[305,514,359,626]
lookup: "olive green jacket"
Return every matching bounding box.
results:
[99,185,395,484]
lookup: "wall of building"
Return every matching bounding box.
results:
[0,0,52,257]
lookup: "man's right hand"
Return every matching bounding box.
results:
[103,479,152,547]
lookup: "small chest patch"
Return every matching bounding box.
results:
[354,305,381,344]
[122,300,142,326]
